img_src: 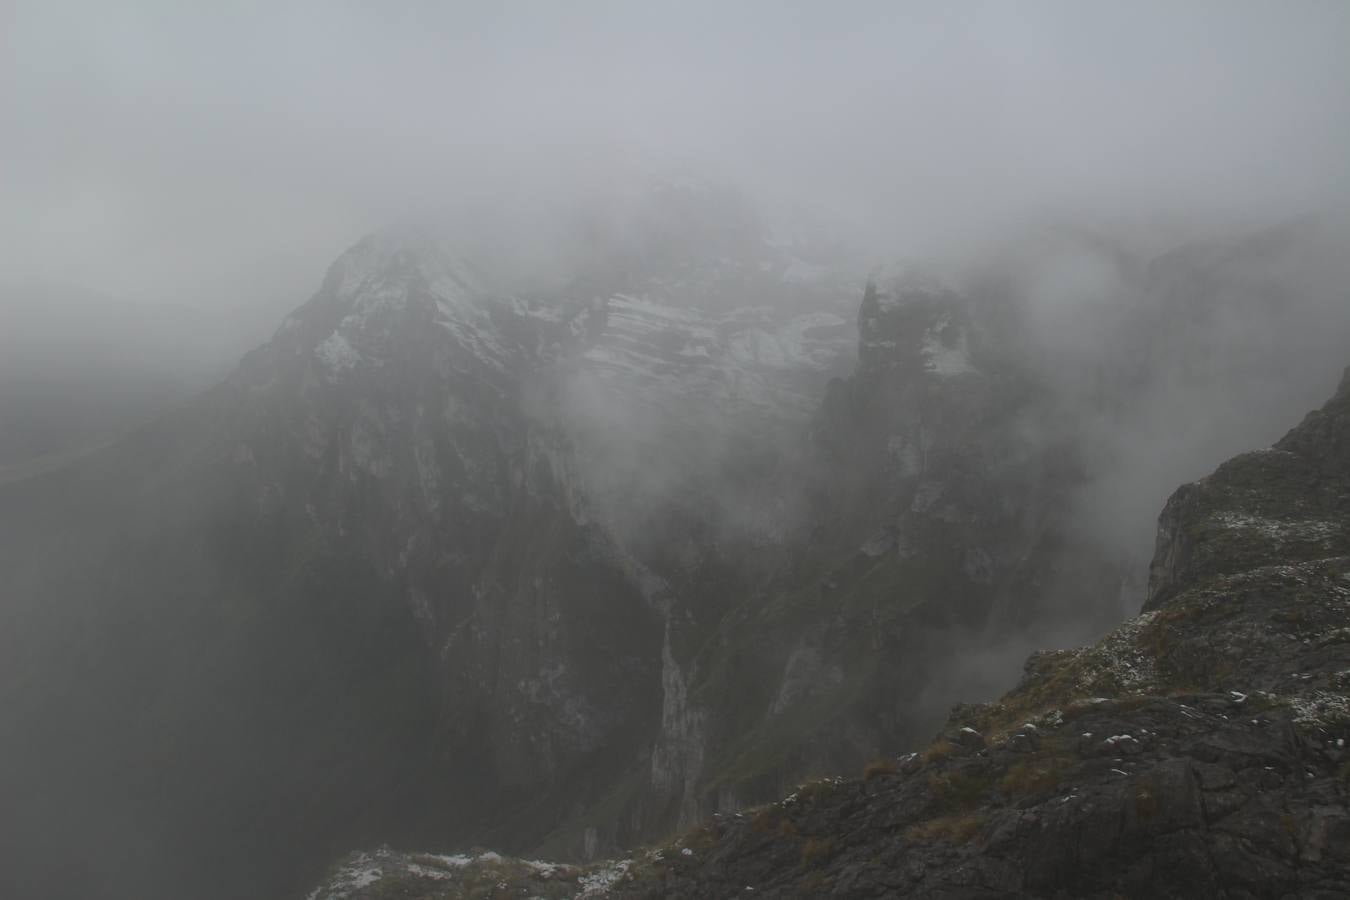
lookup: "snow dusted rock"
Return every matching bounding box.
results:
[306,847,591,900]
[1148,368,1350,610]
[952,725,987,751]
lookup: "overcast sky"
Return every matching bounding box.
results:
[5,1,1350,309]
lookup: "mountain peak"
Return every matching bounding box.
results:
[323,226,488,304]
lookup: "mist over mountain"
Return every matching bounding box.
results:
[5,3,1350,899]
[317,363,1350,898]
[3,182,1349,900]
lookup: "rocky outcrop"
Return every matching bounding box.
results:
[1148,366,1350,610]
[309,368,1350,898]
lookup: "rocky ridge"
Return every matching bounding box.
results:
[309,370,1350,897]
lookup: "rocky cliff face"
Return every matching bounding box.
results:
[308,369,1350,899]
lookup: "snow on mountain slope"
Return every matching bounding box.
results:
[272,228,514,380]
[576,293,852,421]
[237,198,862,565]
[267,206,858,427]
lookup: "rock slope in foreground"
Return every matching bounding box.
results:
[309,368,1350,898]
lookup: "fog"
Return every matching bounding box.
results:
[5,5,1350,898]
[7,0,1349,497]
[6,1,1350,303]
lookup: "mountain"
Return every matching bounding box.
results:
[3,191,1349,900]
[307,365,1350,899]
[582,266,1133,852]
[0,182,863,900]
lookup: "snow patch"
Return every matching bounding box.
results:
[578,859,632,895]
[316,332,361,374]
[1212,512,1343,544]
[1289,690,1350,727]
[306,852,384,900]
